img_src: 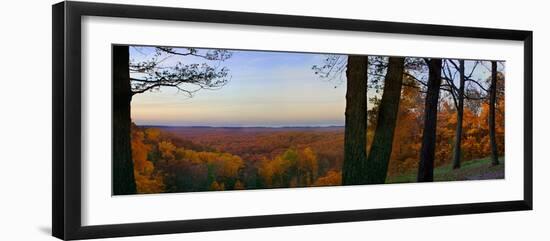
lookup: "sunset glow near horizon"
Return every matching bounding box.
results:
[130,47,348,127]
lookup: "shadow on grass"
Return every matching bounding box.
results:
[386,156,505,184]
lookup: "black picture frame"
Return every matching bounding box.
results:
[52,1,533,240]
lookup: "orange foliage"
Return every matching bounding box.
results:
[380,80,505,177]
[385,85,423,176]
[313,170,342,186]
[131,125,165,194]
[129,79,504,192]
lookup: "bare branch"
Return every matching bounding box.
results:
[129,47,232,96]
[465,77,489,92]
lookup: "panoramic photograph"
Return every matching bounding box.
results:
[112,45,505,195]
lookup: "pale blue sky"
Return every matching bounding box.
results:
[130,47,347,127]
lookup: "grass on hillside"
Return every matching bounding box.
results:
[386,156,505,184]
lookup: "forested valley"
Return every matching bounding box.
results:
[131,82,504,193]
[112,45,505,195]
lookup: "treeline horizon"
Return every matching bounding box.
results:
[112,45,505,195]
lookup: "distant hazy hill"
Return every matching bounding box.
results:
[140,125,345,135]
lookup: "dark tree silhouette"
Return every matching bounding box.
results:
[441,59,470,170]
[313,56,429,184]
[112,45,231,195]
[451,60,466,169]
[364,57,405,184]
[417,58,442,182]
[342,55,369,185]
[489,61,500,166]
[113,45,137,195]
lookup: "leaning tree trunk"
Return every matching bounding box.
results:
[365,57,405,184]
[342,55,368,185]
[452,60,465,169]
[417,58,442,182]
[113,45,137,195]
[489,61,500,166]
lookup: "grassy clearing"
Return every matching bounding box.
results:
[386,156,505,184]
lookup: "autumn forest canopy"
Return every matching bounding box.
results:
[112,45,505,195]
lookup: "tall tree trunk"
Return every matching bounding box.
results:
[113,45,137,195]
[452,60,465,169]
[365,57,405,184]
[417,58,442,182]
[342,55,368,185]
[489,61,500,166]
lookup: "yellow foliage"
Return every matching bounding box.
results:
[131,130,152,173]
[134,171,165,194]
[131,126,165,194]
[158,141,176,161]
